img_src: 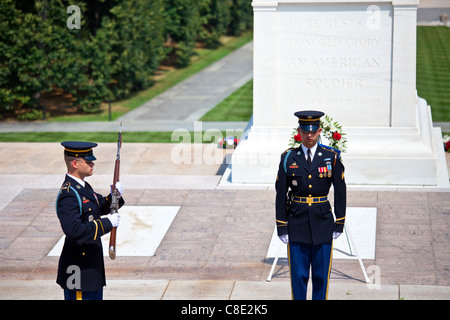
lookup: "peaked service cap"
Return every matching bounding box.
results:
[61,141,98,161]
[294,110,324,132]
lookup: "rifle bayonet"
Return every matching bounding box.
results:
[109,121,122,259]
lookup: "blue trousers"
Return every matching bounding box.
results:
[64,288,103,300]
[287,241,333,300]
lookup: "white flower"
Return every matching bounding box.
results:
[289,115,347,152]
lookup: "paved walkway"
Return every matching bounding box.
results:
[2,279,448,300]
[0,143,449,300]
[418,0,450,26]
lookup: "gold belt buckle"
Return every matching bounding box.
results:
[306,197,313,206]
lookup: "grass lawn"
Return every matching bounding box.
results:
[0,131,242,143]
[417,26,450,122]
[200,79,253,121]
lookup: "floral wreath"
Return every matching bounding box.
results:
[218,136,239,149]
[444,134,450,153]
[289,115,347,152]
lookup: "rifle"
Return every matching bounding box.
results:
[109,121,122,260]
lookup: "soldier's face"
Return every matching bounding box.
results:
[74,158,95,178]
[298,128,322,148]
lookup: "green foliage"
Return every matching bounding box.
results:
[228,0,253,36]
[0,0,254,119]
[107,0,166,98]
[0,0,46,115]
[416,26,450,122]
[199,0,253,48]
[164,0,203,67]
[199,0,232,48]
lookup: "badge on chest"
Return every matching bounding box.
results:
[318,160,332,178]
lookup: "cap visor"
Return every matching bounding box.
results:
[85,155,97,161]
[300,124,319,132]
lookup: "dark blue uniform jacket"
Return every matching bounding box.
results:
[275,144,346,245]
[56,175,124,292]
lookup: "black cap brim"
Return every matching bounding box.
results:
[84,154,97,161]
[300,124,319,132]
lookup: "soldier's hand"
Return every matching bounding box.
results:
[279,234,289,244]
[107,213,120,228]
[332,231,341,239]
[115,182,124,197]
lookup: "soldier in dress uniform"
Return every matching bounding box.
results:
[56,141,124,300]
[275,111,346,300]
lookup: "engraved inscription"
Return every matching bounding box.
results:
[277,3,393,126]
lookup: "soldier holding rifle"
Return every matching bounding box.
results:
[56,140,124,300]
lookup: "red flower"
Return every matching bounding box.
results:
[445,141,450,152]
[294,134,302,142]
[333,132,342,141]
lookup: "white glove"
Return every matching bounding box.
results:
[107,213,120,228]
[332,231,341,239]
[114,181,124,197]
[279,234,289,244]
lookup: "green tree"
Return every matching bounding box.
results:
[72,0,166,108]
[0,0,91,115]
[0,0,48,116]
[228,0,253,36]
[163,0,202,67]
[200,0,232,48]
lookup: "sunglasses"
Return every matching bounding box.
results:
[299,128,318,134]
[75,159,94,165]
